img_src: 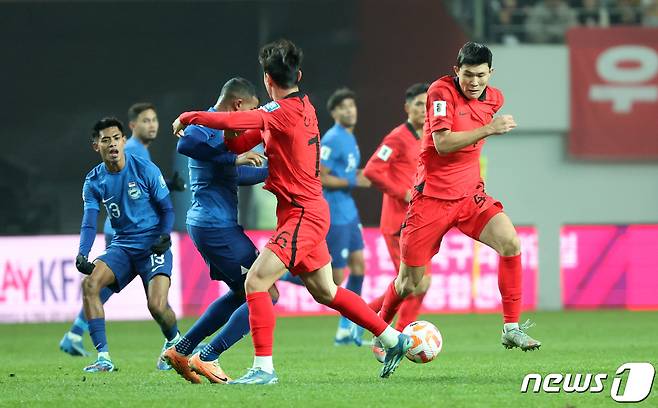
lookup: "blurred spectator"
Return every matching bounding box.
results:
[610,0,641,24]
[576,0,610,26]
[643,0,658,26]
[490,0,527,44]
[525,0,578,43]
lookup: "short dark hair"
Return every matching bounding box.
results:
[127,102,156,122]
[456,42,493,68]
[327,87,356,112]
[92,117,124,141]
[405,83,430,102]
[220,77,258,102]
[258,39,303,89]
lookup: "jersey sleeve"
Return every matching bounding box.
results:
[180,110,265,130]
[224,129,263,154]
[82,179,100,211]
[256,100,298,133]
[320,134,340,172]
[427,85,455,133]
[146,164,170,202]
[363,133,408,199]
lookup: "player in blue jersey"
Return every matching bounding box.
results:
[163,77,279,384]
[60,103,185,368]
[73,117,181,372]
[319,88,372,346]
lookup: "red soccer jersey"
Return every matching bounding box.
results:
[179,92,323,206]
[363,122,422,235]
[416,75,503,199]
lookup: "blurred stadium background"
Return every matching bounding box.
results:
[1,0,657,405]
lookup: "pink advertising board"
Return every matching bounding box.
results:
[0,235,183,323]
[181,227,538,316]
[561,225,658,310]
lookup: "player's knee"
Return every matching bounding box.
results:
[500,235,521,257]
[81,276,100,296]
[147,297,168,317]
[308,286,334,305]
[245,273,267,294]
[416,274,431,294]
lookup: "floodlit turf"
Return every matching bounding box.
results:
[1,311,656,407]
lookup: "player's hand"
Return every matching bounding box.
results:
[404,190,413,203]
[356,170,371,188]
[167,172,186,192]
[75,254,95,275]
[236,151,266,167]
[150,234,172,255]
[487,115,517,135]
[172,117,186,137]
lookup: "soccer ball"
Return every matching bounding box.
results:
[402,320,443,363]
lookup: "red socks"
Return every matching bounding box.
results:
[499,254,522,323]
[394,292,426,331]
[368,294,385,313]
[247,292,276,356]
[379,281,405,324]
[329,287,388,336]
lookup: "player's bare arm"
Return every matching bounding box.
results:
[432,114,516,154]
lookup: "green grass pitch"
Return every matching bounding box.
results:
[1,310,656,407]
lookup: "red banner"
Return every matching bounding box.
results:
[567,28,658,159]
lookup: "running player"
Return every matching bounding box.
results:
[363,83,432,360]
[164,77,279,384]
[173,39,412,384]
[75,117,181,372]
[60,103,184,367]
[377,42,541,351]
[320,87,371,346]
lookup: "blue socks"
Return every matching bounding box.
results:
[162,321,179,342]
[70,287,113,335]
[88,318,109,353]
[175,290,243,355]
[200,302,250,362]
[338,274,365,330]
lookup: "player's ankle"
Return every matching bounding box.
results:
[253,356,274,374]
[378,326,400,349]
[503,322,519,332]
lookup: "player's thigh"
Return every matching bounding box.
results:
[326,223,350,269]
[245,247,288,292]
[94,245,133,293]
[83,259,118,293]
[347,250,365,274]
[300,262,337,304]
[477,212,521,256]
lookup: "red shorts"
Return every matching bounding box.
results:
[382,232,431,274]
[265,199,331,275]
[400,185,503,266]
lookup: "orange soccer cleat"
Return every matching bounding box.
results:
[189,353,232,384]
[163,347,201,384]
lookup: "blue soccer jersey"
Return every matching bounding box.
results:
[103,136,151,237]
[320,123,361,225]
[84,154,170,250]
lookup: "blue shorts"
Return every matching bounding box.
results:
[96,244,173,293]
[326,220,364,269]
[187,225,259,293]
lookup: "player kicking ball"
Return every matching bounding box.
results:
[74,117,181,372]
[164,77,279,384]
[378,42,541,352]
[173,39,412,384]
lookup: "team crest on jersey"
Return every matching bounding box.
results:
[127,181,141,200]
[261,101,280,113]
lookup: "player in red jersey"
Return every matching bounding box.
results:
[363,83,432,361]
[172,39,412,383]
[377,42,541,352]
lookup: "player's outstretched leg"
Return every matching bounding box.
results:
[81,262,116,373]
[477,213,541,351]
[60,287,113,357]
